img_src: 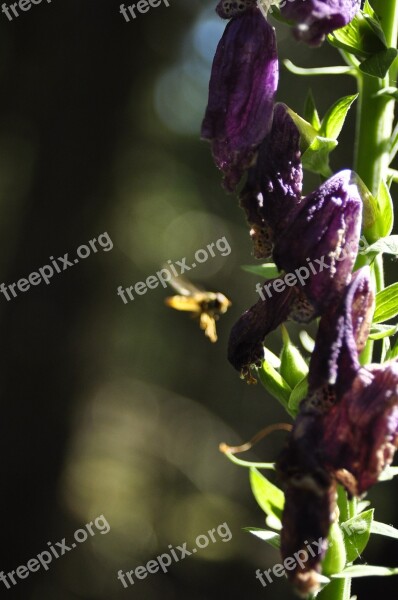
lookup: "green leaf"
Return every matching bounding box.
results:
[319,95,358,140]
[369,323,398,340]
[288,376,308,417]
[304,90,321,130]
[370,521,398,540]
[302,136,336,177]
[378,465,398,481]
[341,509,373,563]
[299,331,315,353]
[360,177,394,243]
[332,565,398,579]
[374,282,398,323]
[257,361,292,413]
[280,326,309,389]
[263,346,281,369]
[245,527,281,549]
[242,263,280,279]
[362,235,398,257]
[249,468,285,522]
[357,500,371,513]
[375,87,398,101]
[375,180,394,238]
[323,523,347,576]
[328,11,387,60]
[287,108,319,148]
[359,48,398,79]
[266,514,282,531]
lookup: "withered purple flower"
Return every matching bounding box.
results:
[274,169,362,313]
[201,6,278,191]
[228,170,362,377]
[276,268,374,594]
[280,0,361,46]
[240,103,303,259]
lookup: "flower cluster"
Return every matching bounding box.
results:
[201,0,398,595]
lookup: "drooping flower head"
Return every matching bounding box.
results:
[240,103,303,259]
[201,5,278,191]
[280,0,361,46]
[228,170,362,377]
[276,268,374,594]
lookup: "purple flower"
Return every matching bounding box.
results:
[280,0,361,46]
[276,269,374,593]
[273,170,362,313]
[227,281,297,375]
[239,103,303,259]
[322,362,398,496]
[228,170,362,376]
[201,8,278,191]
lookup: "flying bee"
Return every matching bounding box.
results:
[165,275,231,343]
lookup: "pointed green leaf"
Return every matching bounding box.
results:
[304,90,321,130]
[249,468,285,521]
[357,500,371,513]
[245,527,281,549]
[299,330,315,353]
[369,323,398,340]
[362,236,398,257]
[341,509,373,563]
[257,361,292,413]
[332,565,398,578]
[360,48,398,79]
[320,95,358,140]
[266,514,282,531]
[374,282,398,323]
[360,177,394,243]
[242,263,280,279]
[370,521,398,540]
[302,136,336,177]
[263,346,281,369]
[378,465,398,481]
[280,326,309,389]
[287,108,319,148]
[328,11,387,59]
[288,376,308,416]
[375,180,394,238]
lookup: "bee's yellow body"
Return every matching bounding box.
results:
[165,279,231,343]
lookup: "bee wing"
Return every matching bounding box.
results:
[163,269,204,296]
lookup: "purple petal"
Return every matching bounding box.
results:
[273,170,362,313]
[308,267,374,394]
[227,280,295,375]
[322,362,398,496]
[238,103,302,258]
[281,0,361,46]
[277,413,335,595]
[201,9,278,191]
[255,102,303,237]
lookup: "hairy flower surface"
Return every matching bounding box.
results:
[280,0,361,46]
[201,8,278,191]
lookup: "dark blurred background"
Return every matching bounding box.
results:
[0,1,397,598]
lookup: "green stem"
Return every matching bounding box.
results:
[356,0,398,365]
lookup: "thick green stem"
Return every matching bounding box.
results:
[356,0,398,365]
